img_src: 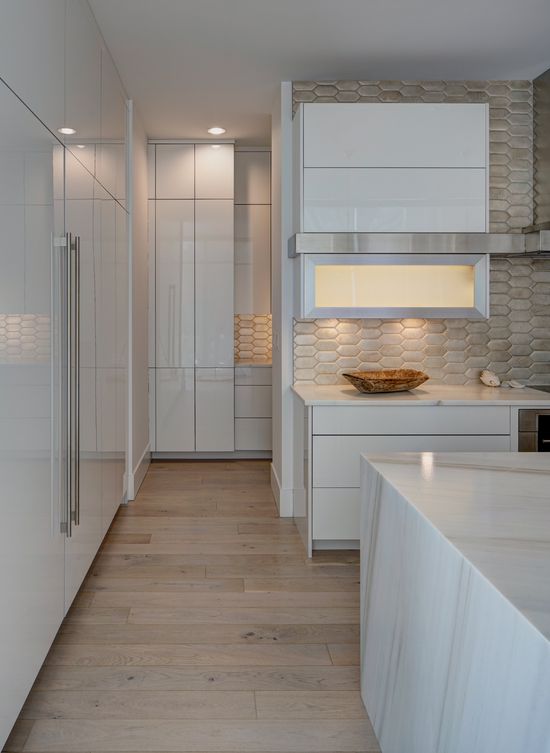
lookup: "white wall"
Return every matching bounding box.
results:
[271,82,294,516]
[127,102,150,498]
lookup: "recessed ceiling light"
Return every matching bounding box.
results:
[58,127,76,135]
[211,144,222,149]
[207,127,226,135]
[76,144,86,149]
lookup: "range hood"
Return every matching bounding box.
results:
[290,68,550,260]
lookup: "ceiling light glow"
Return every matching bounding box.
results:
[211,144,222,149]
[58,127,76,135]
[207,126,226,135]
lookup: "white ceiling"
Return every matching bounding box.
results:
[89,0,550,145]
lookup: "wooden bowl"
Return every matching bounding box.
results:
[342,369,429,394]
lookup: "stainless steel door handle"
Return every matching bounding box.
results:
[74,235,81,527]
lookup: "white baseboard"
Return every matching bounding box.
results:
[127,443,151,500]
[270,463,294,518]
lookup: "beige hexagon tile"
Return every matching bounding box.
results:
[234,314,272,363]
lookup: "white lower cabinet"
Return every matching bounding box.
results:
[235,418,272,451]
[295,402,514,553]
[195,368,235,451]
[156,368,195,451]
[234,366,272,452]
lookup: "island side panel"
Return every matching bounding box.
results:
[360,457,550,753]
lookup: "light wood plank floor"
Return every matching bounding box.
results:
[4,460,380,753]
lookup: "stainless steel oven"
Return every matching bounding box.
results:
[518,409,550,452]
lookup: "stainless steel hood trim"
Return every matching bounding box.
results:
[289,232,527,257]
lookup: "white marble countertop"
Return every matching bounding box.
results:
[235,360,272,367]
[363,451,550,641]
[293,382,550,406]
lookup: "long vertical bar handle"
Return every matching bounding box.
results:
[74,235,81,526]
[66,232,73,538]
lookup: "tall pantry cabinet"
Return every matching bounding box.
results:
[149,143,235,452]
[0,1,128,746]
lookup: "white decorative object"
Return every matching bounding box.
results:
[480,369,501,387]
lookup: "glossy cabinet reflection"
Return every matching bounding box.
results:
[195,369,235,451]
[155,200,194,367]
[156,368,195,451]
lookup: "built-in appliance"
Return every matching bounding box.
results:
[518,405,550,451]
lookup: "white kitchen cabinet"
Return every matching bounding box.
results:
[235,385,272,418]
[235,365,272,386]
[0,0,65,138]
[98,46,126,205]
[148,367,156,451]
[195,199,234,367]
[0,81,65,749]
[235,418,272,451]
[303,103,488,168]
[195,143,234,199]
[155,144,194,199]
[156,368,195,451]
[195,368,235,451]
[235,151,271,204]
[303,167,487,232]
[155,200,194,367]
[64,0,101,173]
[312,489,360,541]
[235,204,271,314]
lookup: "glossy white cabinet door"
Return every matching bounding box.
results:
[303,167,487,232]
[303,103,488,168]
[195,144,234,199]
[148,199,155,367]
[235,151,271,204]
[235,204,271,315]
[0,0,65,138]
[155,144,194,199]
[235,385,272,418]
[97,366,119,536]
[148,367,156,451]
[64,0,101,174]
[195,200,234,367]
[94,184,117,368]
[0,82,65,749]
[156,368,195,451]
[115,202,128,500]
[195,368,235,451]
[155,200,195,367]
[98,46,126,205]
[235,418,272,451]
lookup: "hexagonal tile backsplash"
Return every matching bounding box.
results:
[235,314,272,363]
[293,80,533,233]
[294,258,550,386]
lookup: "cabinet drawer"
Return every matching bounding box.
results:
[313,434,511,488]
[235,365,272,386]
[235,385,272,418]
[235,418,272,451]
[313,406,510,436]
[312,489,360,541]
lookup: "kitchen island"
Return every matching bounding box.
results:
[360,451,550,753]
[292,383,550,553]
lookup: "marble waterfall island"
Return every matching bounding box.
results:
[360,452,550,753]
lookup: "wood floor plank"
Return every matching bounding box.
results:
[85,577,245,593]
[8,460,377,753]
[34,665,361,692]
[64,608,129,625]
[44,643,333,667]
[23,719,378,752]
[327,644,361,666]
[91,590,358,608]
[20,690,256,720]
[255,690,367,719]
[127,606,359,625]
[56,623,359,645]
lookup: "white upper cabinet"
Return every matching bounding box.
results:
[303,103,488,168]
[64,0,101,173]
[297,102,489,233]
[303,167,487,233]
[235,204,271,313]
[0,0,65,137]
[195,199,234,367]
[156,144,194,199]
[155,200,195,368]
[195,144,234,199]
[98,46,126,204]
[235,151,271,204]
